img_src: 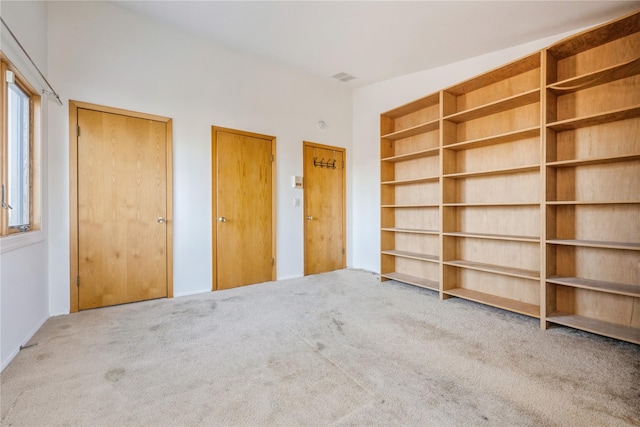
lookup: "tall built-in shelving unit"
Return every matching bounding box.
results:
[380,93,441,291]
[543,12,640,343]
[379,11,640,344]
[440,52,543,319]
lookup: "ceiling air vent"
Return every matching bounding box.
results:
[332,72,356,82]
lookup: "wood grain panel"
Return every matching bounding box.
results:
[394,257,439,283]
[394,181,439,205]
[553,160,640,202]
[214,129,275,290]
[393,154,439,181]
[389,130,439,156]
[455,238,540,272]
[451,136,540,173]
[555,286,638,326]
[393,103,440,132]
[555,75,640,121]
[452,205,540,237]
[304,142,346,275]
[394,233,439,257]
[446,53,540,96]
[555,32,640,81]
[550,245,639,286]
[551,117,640,162]
[77,109,168,309]
[456,103,540,142]
[452,171,540,204]
[455,68,540,112]
[551,204,640,242]
[452,269,540,306]
[394,207,439,231]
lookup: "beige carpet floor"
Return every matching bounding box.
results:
[1,269,639,426]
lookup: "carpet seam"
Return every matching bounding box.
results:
[284,324,407,425]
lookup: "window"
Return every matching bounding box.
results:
[1,55,40,237]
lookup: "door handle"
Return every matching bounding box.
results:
[306,216,313,221]
[157,217,166,224]
[218,217,227,223]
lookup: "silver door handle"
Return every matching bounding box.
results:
[157,217,166,224]
[218,217,227,223]
[306,216,313,221]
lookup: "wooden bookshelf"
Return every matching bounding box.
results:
[379,11,640,343]
[544,11,639,341]
[440,52,543,312]
[380,93,442,293]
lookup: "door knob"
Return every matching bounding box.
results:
[157,217,166,224]
[306,216,313,221]
[218,217,227,223]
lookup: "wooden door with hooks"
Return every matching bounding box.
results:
[303,141,346,275]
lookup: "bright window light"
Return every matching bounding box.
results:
[7,81,30,229]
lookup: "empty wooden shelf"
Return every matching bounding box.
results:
[379,11,639,343]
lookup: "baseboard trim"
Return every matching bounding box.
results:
[174,289,211,298]
[1,313,49,372]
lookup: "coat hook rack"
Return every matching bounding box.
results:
[313,157,337,169]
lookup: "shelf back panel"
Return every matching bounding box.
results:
[550,204,640,242]
[386,130,440,156]
[394,208,440,231]
[548,245,639,286]
[394,182,440,205]
[455,103,540,142]
[551,161,640,202]
[554,76,640,122]
[445,205,541,237]
[445,237,540,271]
[446,268,540,305]
[393,156,439,181]
[554,31,640,82]
[448,137,540,174]
[395,233,440,256]
[444,172,540,204]
[394,257,440,282]
[452,68,540,112]
[388,103,440,134]
[555,286,639,327]
[547,117,640,163]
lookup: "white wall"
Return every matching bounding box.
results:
[350,30,589,273]
[0,0,50,370]
[46,1,353,313]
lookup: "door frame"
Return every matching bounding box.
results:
[303,141,346,275]
[211,126,277,291]
[69,100,173,313]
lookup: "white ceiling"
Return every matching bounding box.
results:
[114,1,639,87]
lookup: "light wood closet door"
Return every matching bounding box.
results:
[303,142,346,275]
[77,109,168,309]
[213,127,276,290]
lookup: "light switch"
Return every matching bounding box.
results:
[293,197,301,207]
